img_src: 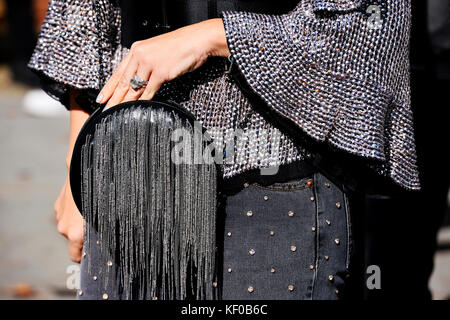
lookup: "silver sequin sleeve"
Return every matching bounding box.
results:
[28,0,121,110]
[222,0,420,190]
[28,0,420,190]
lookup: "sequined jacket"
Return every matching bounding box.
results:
[28,0,420,190]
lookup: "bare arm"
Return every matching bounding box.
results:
[54,92,89,263]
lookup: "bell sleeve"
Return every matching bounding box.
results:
[222,0,420,190]
[28,0,122,113]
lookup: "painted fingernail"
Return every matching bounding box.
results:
[96,93,103,104]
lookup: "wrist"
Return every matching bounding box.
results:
[203,18,230,58]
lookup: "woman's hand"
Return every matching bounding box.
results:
[97,18,230,108]
[54,175,84,263]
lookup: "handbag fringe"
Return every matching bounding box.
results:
[80,106,219,300]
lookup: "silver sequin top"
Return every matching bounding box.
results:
[28,0,420,190]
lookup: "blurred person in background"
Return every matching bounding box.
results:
[1,0,66,117]
[4,0,37,86]
[356,0,450,300]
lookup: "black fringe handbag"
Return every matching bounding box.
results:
[70,100,220,300]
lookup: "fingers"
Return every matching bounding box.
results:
[54,181,85,263]
[68,239,83,263]
[65,220,84,263]
[105,58,139,109]
[97,52,132,104]
[57,220,68,239]
[99,39,166,105]
[139,72,163,101]
[122,65,152,103]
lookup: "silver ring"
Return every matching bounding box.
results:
[130,74,148,91]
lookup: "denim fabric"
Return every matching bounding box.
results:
[221,173,351,300]
[78,231,122,300]
[311,173,352,299]
[78,173,352,300]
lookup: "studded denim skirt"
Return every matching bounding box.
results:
[221,173,352,300]
[78,172,352,300]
